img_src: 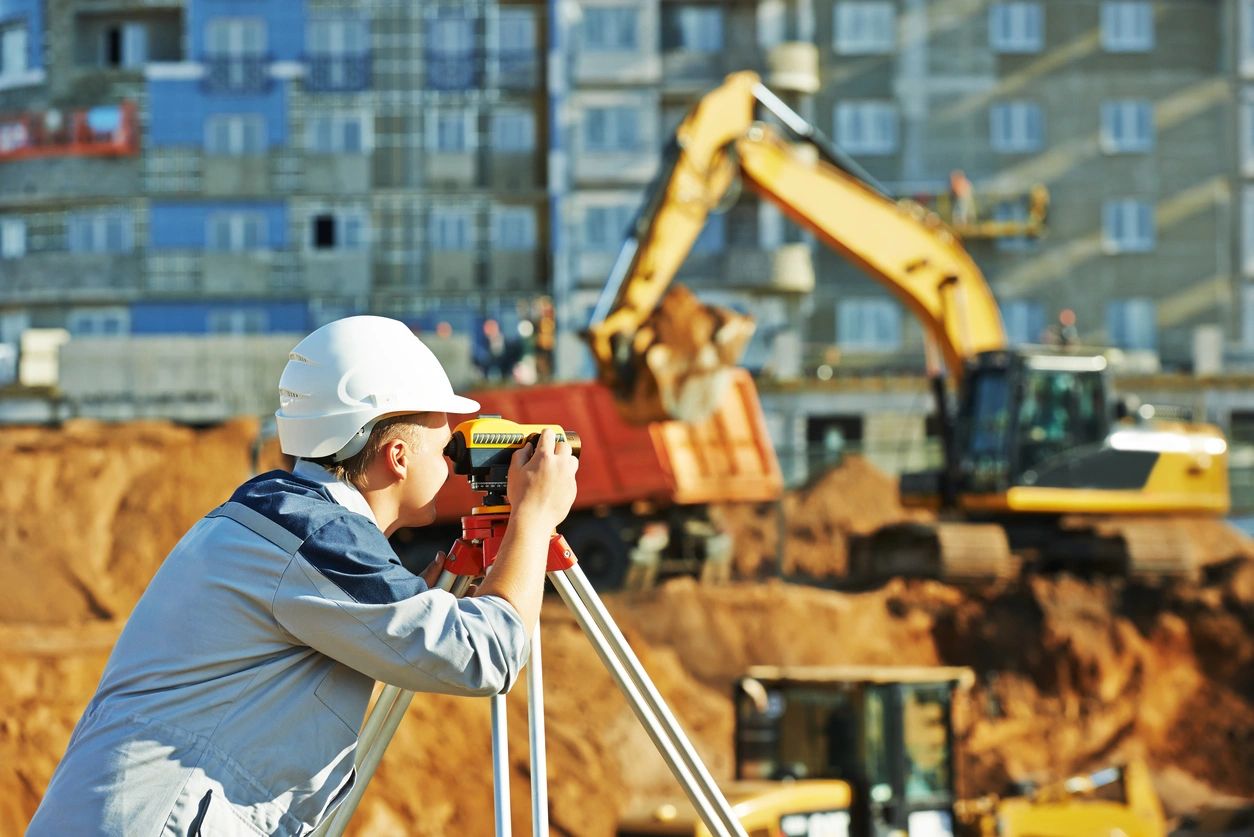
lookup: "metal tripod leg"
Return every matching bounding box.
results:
[317,564,746,837]
[549,566,748,837]
[312,573,474,837]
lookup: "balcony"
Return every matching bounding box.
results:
[0,102,139,162]
[425,50,482,91]
[496,50,539,90]
[305,54,371,92]
[202,54,271,93]
[0,253,143,302]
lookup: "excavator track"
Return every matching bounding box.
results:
[849,516,1248,586]
[849,521,1020,586]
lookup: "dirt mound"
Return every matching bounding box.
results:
[713,454,931,578]
[0,419,265,626]
[1,426,1252,834]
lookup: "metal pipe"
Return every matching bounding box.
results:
[528,630,550,836]
[550,570,747,837]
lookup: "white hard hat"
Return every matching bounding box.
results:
[275,315,480,459]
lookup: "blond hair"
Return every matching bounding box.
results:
[308,413,432,487]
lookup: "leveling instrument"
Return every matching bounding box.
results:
[314,417,747,837]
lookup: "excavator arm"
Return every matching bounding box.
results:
[587,71,1022,424]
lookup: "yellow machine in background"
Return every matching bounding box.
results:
[585,71,1229,581]
[618,667,1166,837]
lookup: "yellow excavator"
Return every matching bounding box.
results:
[618,666,1166,837]
[585,71,1230,581]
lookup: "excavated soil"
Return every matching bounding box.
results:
[0,428,1251,835]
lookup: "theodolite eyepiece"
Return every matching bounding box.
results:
[444,416,582,502]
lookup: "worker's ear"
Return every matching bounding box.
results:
[381,437,408,480]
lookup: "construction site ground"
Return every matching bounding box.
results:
[1,419,1251,835]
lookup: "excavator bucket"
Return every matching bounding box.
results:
[617,285,756,425]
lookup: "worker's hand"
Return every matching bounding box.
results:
[507,428,579,533]
[420,551,446,588]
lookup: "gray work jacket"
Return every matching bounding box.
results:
[28,463,528,836]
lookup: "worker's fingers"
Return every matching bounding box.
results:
[533,427,556,457]
[511,442,533,469]
[420,551,446,587]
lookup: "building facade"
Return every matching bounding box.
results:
[0,0,547,373]
[0,0,1244,396]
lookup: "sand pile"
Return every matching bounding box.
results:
[713,454,932,578]
[1,425,1252,834]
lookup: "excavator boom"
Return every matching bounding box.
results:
[587,71,1017,424]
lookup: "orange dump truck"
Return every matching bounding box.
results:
[391,369,783,588]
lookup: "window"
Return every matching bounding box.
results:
[835,102,898,155]
[498,9,536,52]
[1101,1,1153,52]
[1244,0,1254,75]
[308,19,368,57]
[0,218,25,259]
[429,208,474,250]
[428,110,475,152]
[207,212,267,251]
[101,23,148,68]
[1106,298,1157,350]
[307,18,370,90]
[492,207,537,250]
[305,112,368,153]
[989,102,1042,152]
[205,18,266,90]
[426,11,477,90]
[207,308,268,334]
[205,18,266,56]
[583,6,638,50]
[1243,187,1254,275]
[307,112,371,154]
[988,3,1042,53]
[992,201,1037,253]
[1102,199,1155,253]
[491,110,536,152]
[834,2,896,54]
[757,0,787,48]
[1002,300,1045,344]
[68,308,129,337]
[205,114,267,155]
[309,211,367,250]
[1101,100,1153,153]
[838,298,902,351]
[692,214,726,254]
[0,23,29,79]
[584,106,640,152]
[1243,100,1254,175]
[67,210,134,253]
[662,7,725,52]
[584,204,635,251]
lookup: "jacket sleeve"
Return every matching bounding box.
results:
[271,514,530,697]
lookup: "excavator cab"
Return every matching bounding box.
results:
[953,351,1113,496]
[734,666,972,837]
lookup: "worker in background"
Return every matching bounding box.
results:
[28,315,579,836]
[949,169,976,227]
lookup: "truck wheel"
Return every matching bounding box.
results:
[559,514,630,591]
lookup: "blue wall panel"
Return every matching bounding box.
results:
[0,0,44,70]
[147,79,289,148]
[149,201,289,249]
[188,0,306,61]
[130,301,310,334]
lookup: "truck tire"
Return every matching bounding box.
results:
[559,514,631,591]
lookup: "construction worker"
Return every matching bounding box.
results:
[28,315,579,836]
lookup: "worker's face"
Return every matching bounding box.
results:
[397,411,452,528]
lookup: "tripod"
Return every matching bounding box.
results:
[313,505,748,837]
